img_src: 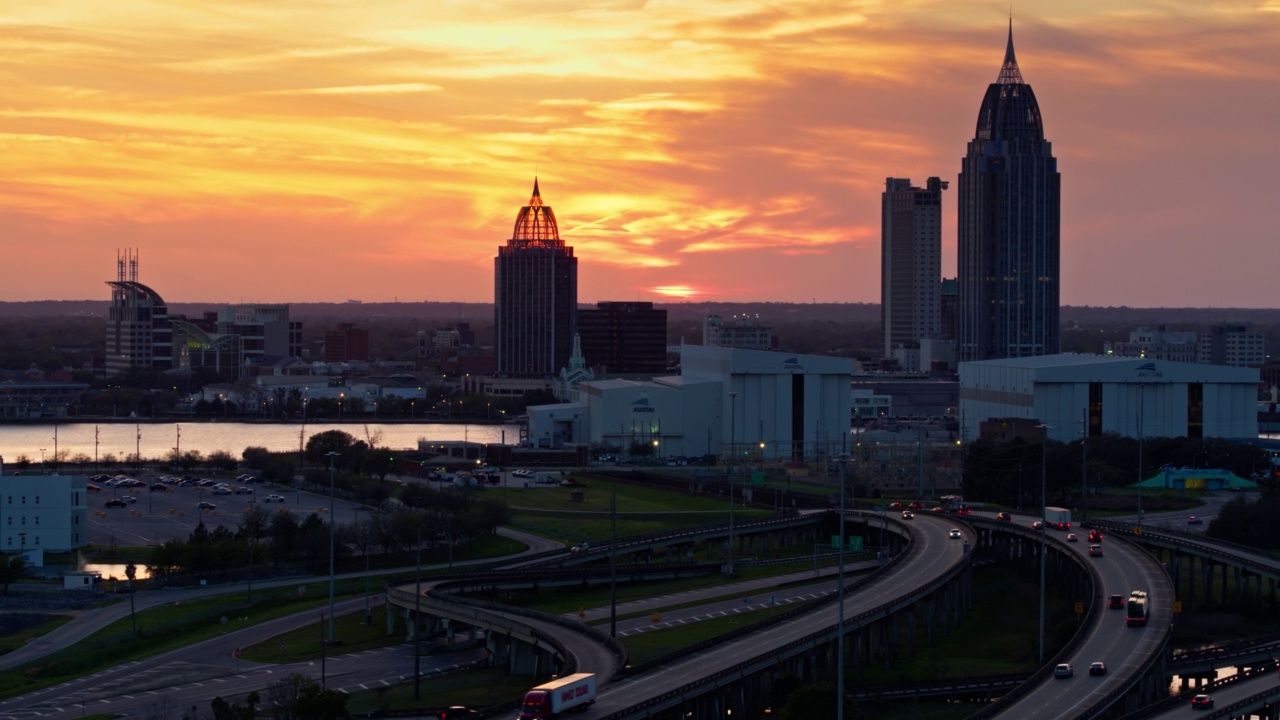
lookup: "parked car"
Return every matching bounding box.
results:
[1089,661,1107,676]
[211,486,232,495]
[121,495,138,504]
[86,484,101,493]
[1053,663,1073,678]
[1191,694,1214,709]
[234,486,254,495]
[104,498,128,509]
[197,501,217,511]
[150,483,169,492]
[263,494,286,503]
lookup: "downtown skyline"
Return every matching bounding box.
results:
[1,2,1277,308]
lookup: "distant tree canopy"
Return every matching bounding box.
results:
[962,434,1271,510]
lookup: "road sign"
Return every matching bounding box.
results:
[1173,601,1183,613]
[1133,526,1143,535]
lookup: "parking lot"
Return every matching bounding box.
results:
[86,476,374,548]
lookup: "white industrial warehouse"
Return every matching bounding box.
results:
[527,345,855,461]
[958,354,1260,443]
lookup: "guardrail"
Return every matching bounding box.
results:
[1089,519,1280,570]
[619,521,912,676]
[1108,664,1277,720]
[592,520,992,719]
[527,511,824,567]
[850,673,1028,700]
[1067,536,1175,720]
[959,518,1107,720]
[1170,631,1280,668]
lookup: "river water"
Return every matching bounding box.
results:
[0,421,516,463]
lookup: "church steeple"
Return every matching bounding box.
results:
[997,20,1025,84]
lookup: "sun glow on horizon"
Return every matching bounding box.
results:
[0,2,1275,306]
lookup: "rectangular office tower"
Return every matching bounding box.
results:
[957,25,1061,362]
[495,180,578,378]
[576,301,668,374]
[882,177,946,361]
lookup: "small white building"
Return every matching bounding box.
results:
[0,473,89,553]
[959,354,1259,443]
[62,569,101,591]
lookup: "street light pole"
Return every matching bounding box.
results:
[1039,426,1049,665]
[1080,408,1088,522]
[610,476,618,637]
[727,391,738,576]
[836,453,850,720]
[1137,385,1145,524]
[325,451,339,643]
[413,525,422,700]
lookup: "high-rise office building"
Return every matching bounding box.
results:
[494,180,578,378]
[957,24,1060,362]
[324,323,370,363]
[105,250,173,376]
[576,301,668,374]
[881,177,946,360]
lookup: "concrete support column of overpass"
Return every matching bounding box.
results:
[907,606,917,656]
[486,632,508,668]
[852,628,864,681]
[925,595,936,646]
[1170,548,1185,605]
[1201,558,1215,605]
[506,639,546,676]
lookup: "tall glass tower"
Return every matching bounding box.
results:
[957,23,1060,362]
[494,180,578,378]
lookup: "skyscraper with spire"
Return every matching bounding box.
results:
[957,23,1060,362]
[494,180,578,378]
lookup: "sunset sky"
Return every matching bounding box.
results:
[2,1,1277,307]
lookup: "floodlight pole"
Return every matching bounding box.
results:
[325,451,339,643]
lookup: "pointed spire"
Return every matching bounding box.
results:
[530,177,542,206]
[997,19,1025,84]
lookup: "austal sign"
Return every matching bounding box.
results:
[1134,362,1164,379]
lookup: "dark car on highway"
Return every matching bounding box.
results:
[1109,594,1125,609]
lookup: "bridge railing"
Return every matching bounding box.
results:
[1107,663,1277,720]
[617,519,914,677]
[595,528,991,719]
[1089,519,1280,567]
[957,519,1108,720]
[1170,631,1280,667]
